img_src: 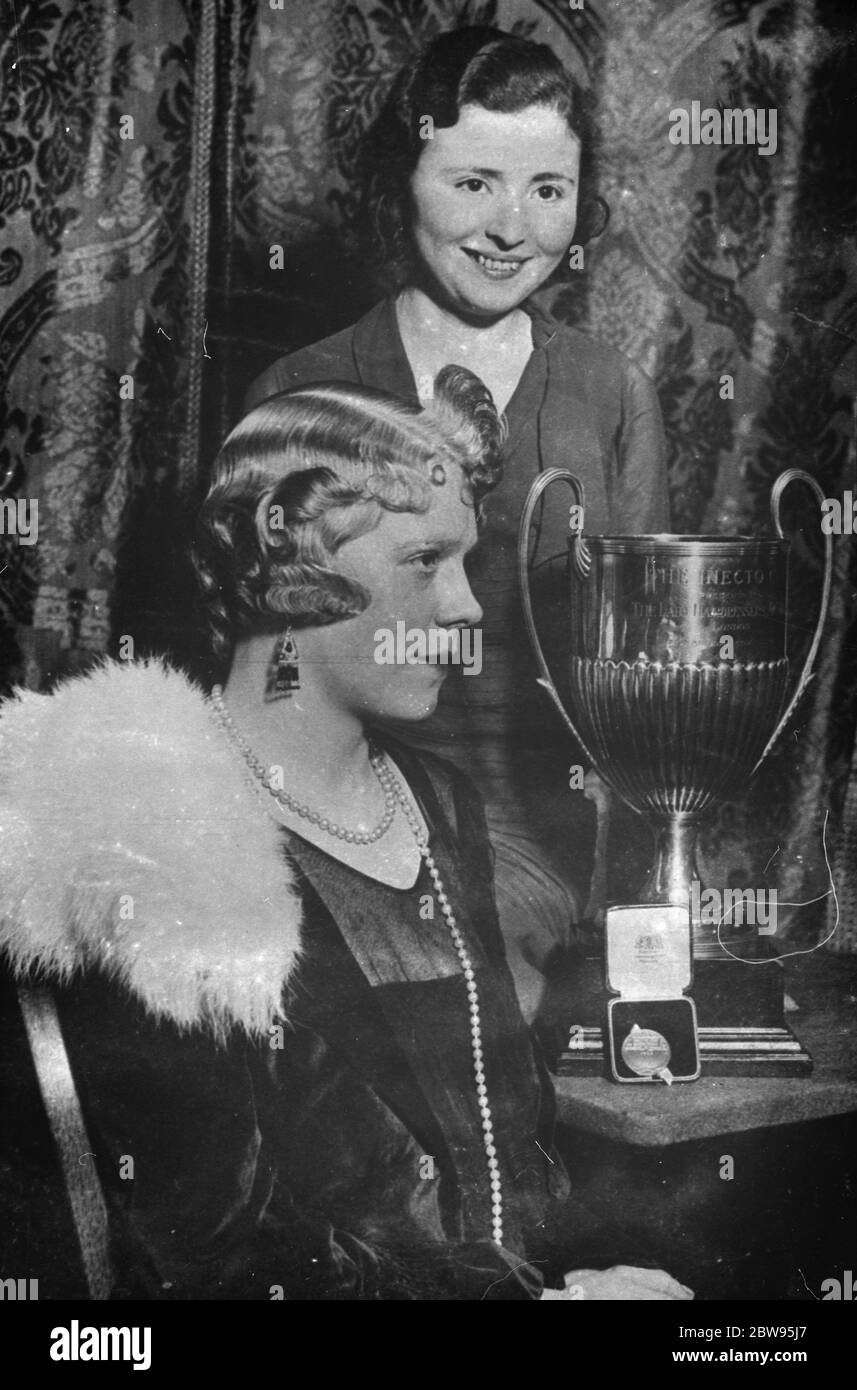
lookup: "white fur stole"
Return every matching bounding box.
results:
[0,659,302,1040]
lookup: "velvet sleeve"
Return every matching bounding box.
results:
[55,972,544,1301]
[252,1026,546,1301]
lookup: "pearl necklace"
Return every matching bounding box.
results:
[207,686,504,1246]
[386,776,504,1246]
[209,685,396,844]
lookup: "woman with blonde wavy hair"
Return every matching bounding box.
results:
[0,369,689,1301]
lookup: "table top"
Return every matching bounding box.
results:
[553,953,857,1145]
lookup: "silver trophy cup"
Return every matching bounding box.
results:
[518,468,832,957]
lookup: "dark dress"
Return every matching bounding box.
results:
[245,299,671,1014]
[40,740,574,1299]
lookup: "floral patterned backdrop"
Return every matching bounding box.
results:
[1,0,855,941]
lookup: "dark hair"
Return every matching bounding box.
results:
[359,26,607,289]
[193,367,504,660]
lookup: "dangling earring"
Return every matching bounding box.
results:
[266,627,300,701]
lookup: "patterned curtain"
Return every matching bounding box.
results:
[0,0,229,682]
[2,0,855,945]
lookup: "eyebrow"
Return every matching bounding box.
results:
[391,534,479,558]
[443,166,576,182]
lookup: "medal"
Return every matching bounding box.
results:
[620,1024,674,1084]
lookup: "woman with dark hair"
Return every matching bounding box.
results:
[246,27,670,1019]
[0,372,689,1301]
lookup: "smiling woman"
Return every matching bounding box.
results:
[401,102,580,412]
[245,26,671,1020]
[407,103,581,333]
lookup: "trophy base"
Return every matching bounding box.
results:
[552,946,813,1077]
[693,945,786,1025]
[557,1025,812,1078]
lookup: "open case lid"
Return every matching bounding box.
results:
[605,903,692,999]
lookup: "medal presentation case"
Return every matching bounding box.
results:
[603,904,700,1084]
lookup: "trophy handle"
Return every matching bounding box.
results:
[751,467,834,771]
[517,468,599,766]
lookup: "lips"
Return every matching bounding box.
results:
[462,248,529,277]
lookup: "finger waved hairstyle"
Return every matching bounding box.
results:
[194,366,503,659]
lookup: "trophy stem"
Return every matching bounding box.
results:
[639,816,757,958]
[638,815,700,907]
[638,815,728,959]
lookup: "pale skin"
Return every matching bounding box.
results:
[396,103,581,413]
[219,461,692,1301]
[221,467,482,889]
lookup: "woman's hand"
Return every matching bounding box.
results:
[540,1266,694,1300]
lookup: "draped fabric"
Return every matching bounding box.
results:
[1,0,855,945]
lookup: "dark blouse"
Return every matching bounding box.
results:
[49,740,572,1299]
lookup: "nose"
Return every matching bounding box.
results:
[485,193,526,251]
[437,560,483,629]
